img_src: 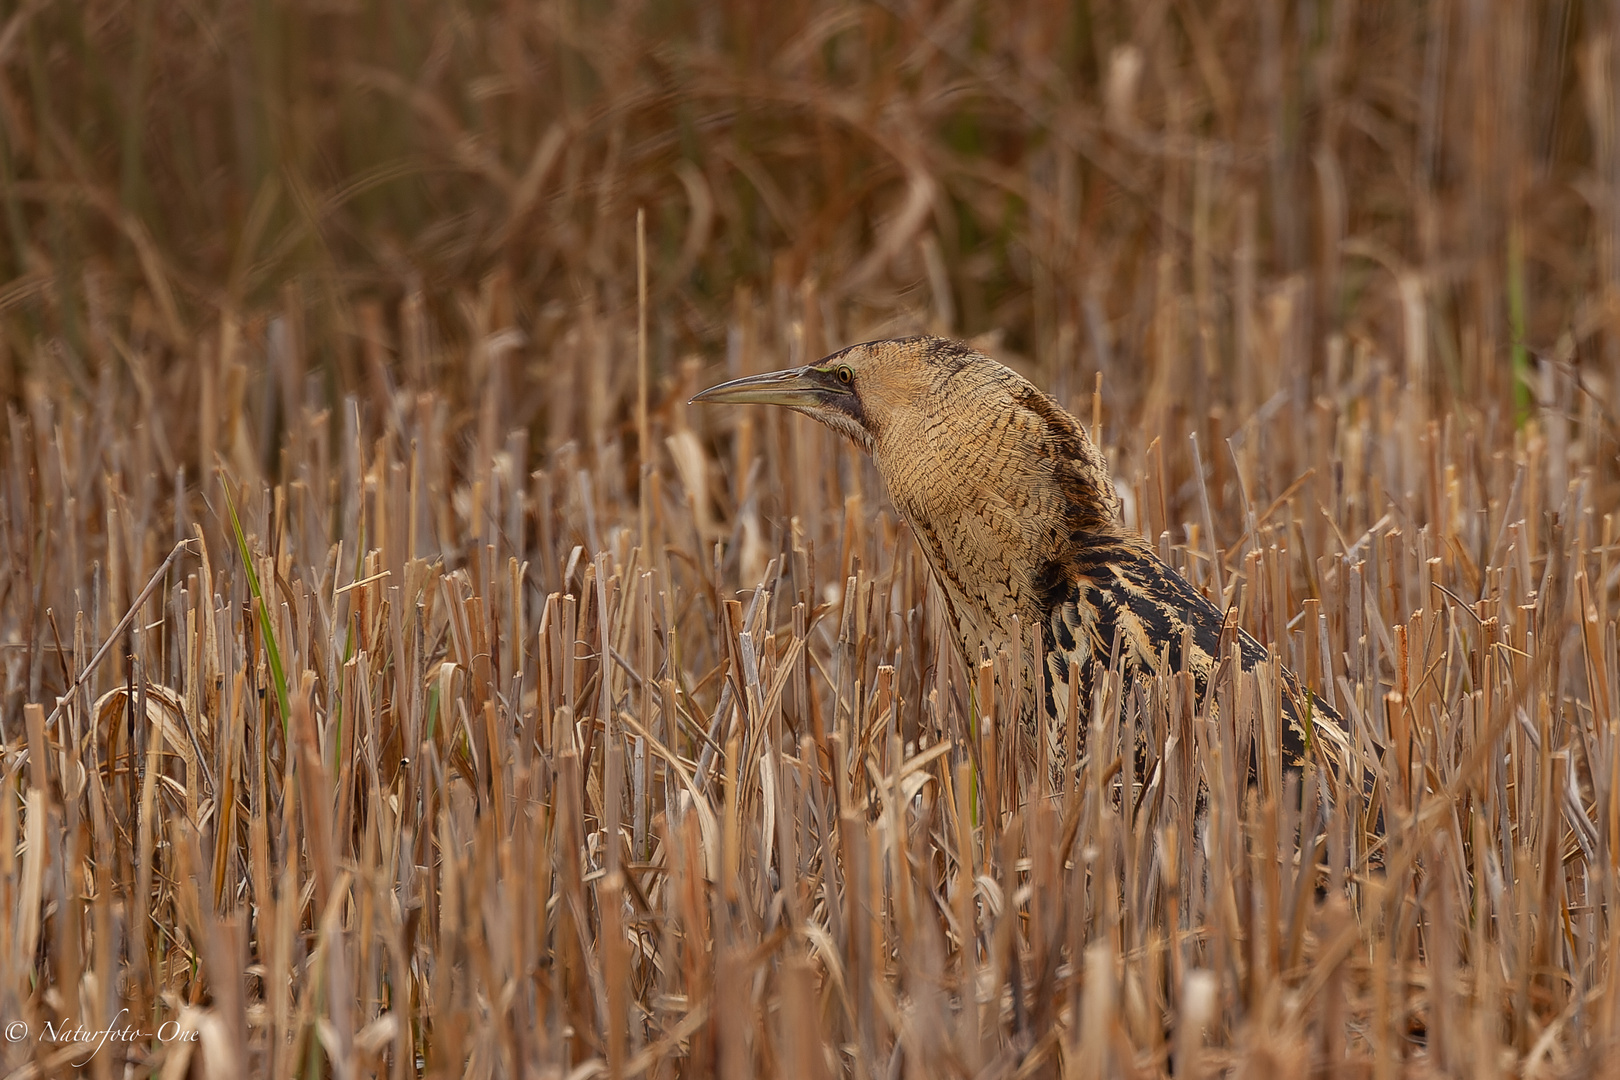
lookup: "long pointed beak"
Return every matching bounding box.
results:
[690,366,843,407]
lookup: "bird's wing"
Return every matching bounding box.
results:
[1042,535,1344,771]
[1053,536,1237,678]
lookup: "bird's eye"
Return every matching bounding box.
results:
[836,365,854,385]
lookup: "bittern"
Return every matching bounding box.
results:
[694,336,1344,783]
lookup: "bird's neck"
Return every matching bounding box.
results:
[873,383,1124,670]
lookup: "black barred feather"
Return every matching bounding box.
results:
[1035,533,1347,781]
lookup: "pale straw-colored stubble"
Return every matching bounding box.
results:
[5,342,1617,1073]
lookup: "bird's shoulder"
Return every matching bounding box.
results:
[996,383,1121,535]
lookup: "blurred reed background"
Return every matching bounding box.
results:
[2,0,1619,1076]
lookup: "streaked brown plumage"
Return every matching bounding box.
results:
[695,335,1345,780]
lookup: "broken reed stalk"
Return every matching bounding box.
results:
[39,538,192,732]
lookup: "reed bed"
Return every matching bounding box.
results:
[3,1,1620,1077]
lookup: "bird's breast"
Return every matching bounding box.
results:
[873,395,1077,665]
[888,483,1048,669]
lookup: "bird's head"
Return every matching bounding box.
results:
[690,336,969,455]
[694,334,1123,545]
[695,333,1129,681]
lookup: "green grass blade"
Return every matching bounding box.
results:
[223,481,291,737]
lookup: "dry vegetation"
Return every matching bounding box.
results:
[2,0,1620,1076]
